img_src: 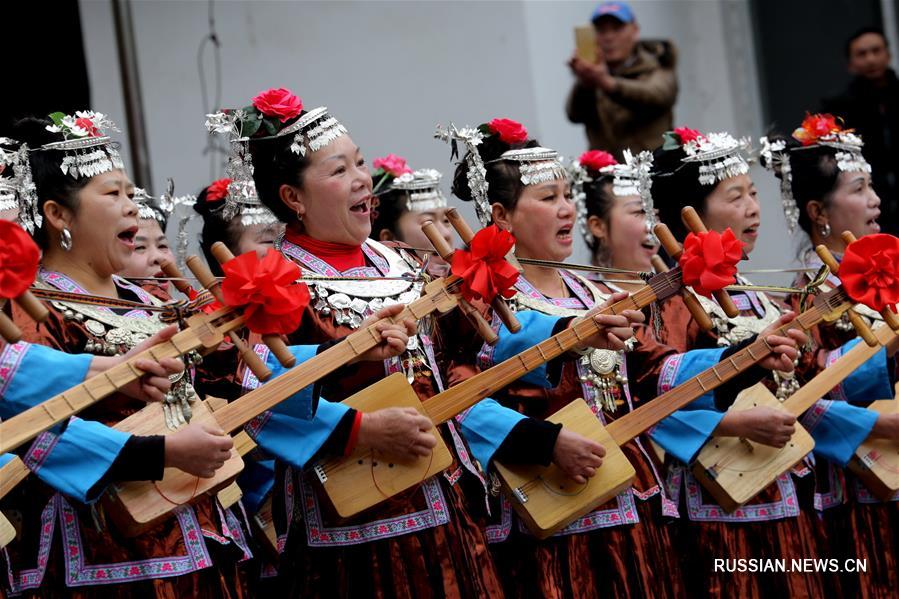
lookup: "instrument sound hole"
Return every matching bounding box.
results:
[358,460,363,465]
[388,464,394,468]
[372,462,378,467]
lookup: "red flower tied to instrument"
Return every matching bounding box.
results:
[450,225,520,303]
[487,118,529,144]
[0,220,40,299]
[372,154,413,177]
[679,228,744,298]
[839,234,899,313]
[792,113,842,146]
[221,250,310,335]
[674,126,703,144]
[206,178,231,203]
[252,88,304,123]
[579,150,617,172]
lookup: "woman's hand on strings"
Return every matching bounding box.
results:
[570,291,643,352]
[352,304,418,363]
[715,406,796,448]
[868,413,899,441]
[553,428,606,484]
[357,407,437,458]
[96,325,186,403]
[165,423,234,478]
[756,312,808,372]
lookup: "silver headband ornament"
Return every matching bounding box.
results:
[679,131,751,186]
[605,150,658,243]
[435,123,490,226]
[276,107,347,157]
[499,147,567,186]
[0,138,40,233]
[390,169,447,212]
[42,111,124,179]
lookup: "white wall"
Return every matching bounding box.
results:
[79,0,800,286]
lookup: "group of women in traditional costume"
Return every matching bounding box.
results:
[0,86,895,599]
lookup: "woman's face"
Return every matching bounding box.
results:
[589,191,659,271]
[58,169,139,276]
[823,170,881,239]
[234,221,285,257]
[289,135,373,245]
[390,208,454,263]
[118,218,174,291]
[700,174,760,254]
[496,179,575,262]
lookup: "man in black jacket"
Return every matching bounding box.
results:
[822,27,899,236]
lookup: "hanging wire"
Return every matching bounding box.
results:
[197,0,227,181]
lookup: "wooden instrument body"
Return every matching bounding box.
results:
[0,458,30,548]
[494,399,636,539]
[319,373,454,518]
[104,398,245,536]
[849,393,899,501]
[692,384,814,513]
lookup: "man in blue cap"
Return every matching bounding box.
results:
[566,1,678,158]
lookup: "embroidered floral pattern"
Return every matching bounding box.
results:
[0,341,28,397]
[683,469,799,521]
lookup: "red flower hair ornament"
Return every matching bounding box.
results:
[579,150,618,172]
[792,113,843,146]
[206,178,232,203]
[485,118,529,144]
[839,234,899,313]
[451,225,520,304]
[0,220,40,299]
[221,250,310,335]
[679,228,744,297]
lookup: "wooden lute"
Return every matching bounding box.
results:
[104,220,522,535]
[850,380,899,500]
[316,206,733,518]
[693,232,899,511]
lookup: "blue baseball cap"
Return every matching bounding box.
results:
[591,2,635,24]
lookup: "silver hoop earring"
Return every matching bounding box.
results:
[60,228,73,252]
[819,222,831,238]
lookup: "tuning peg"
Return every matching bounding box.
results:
[443,208,521,333]
[653,222,714,330]
[848,309,879,347]
[837,231,899,331]
[814,244,839,275]
[0,309,21,344]
[160,260,193,295]
[680,207,739,318]
[422,221,455,262]
[817,241,879,344]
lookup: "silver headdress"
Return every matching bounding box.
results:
[435,123,490,226]
[759,136,799,234]
[390,169,448,212]
[498,147,567,186]
[273,106,347,157]
[205,112,280,227]
[603,149,658,243]
[681,132,751,186]
[814,131,871,175]
[0,138,40,233]
[567,158,593,246]
[133,187,169,224]
[40,111,123,179]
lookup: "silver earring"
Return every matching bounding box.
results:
[60,228,73,251]
[819,222,831,238]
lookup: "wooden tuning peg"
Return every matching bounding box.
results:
[653,223,714,331]
[185,252,273,381]
[681,206,739,318]
[0,286,49,343]
[443,208,521,334]
[0,305,22,343]
[209,243,296,368]
[160,260,193,296]
[421,220,499,345]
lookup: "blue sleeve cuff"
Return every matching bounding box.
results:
[29,418,131,503]
[483,311,563,388]
[236,457,276,515]
[246,398,349,469]
[824,339,893,403]
[801,400,879,466]
[0,343,92,420]
[241,343,319,421]
[457,398,527,469]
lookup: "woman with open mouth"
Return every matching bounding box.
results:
[762,114,899,599]
[648,126,897,599]
[118,187,176,301]
[443,120,804,599]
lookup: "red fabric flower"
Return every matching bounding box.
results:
[0,220,40,299]
[839,234,899,313]
[487,118,529,144]
[206,178,232,203]
[579,150,618,172]
[252,88,304,123]
[74,117,99,137]
[679,228,744,297]
[372,154,413,177]
[221,249,310,335]
[792,113,841,146]
[674,126,703,144]
[450,225,520,303]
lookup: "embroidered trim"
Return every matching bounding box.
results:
[23,430,60,473]
[657,354,683,394]
[814,460,845,511]
[0,341,29,397]
[3,496,57,593]
[683,470,799,521]
[300,474,449,546]
[520,490,639,537]
[799,399,830,434]
[824,348,848,402]
[853,475,899,504]
[59,497,212,586]
[485,494,514,543]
